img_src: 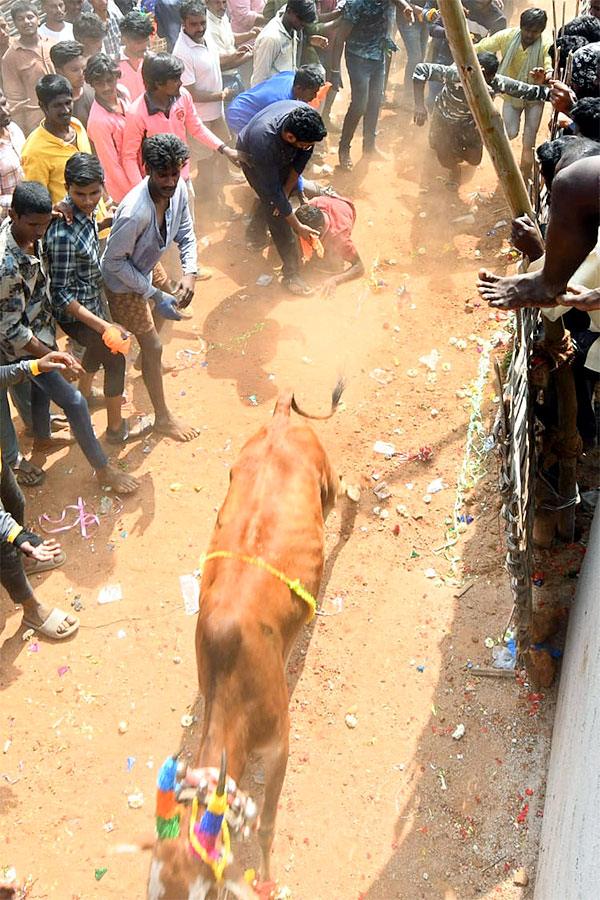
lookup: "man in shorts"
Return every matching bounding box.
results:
[101,133,200,443]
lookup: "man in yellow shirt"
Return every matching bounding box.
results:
[21,73,94,203]
[477,7,552,177]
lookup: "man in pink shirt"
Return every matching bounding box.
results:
[118,9,154,103]
[121,52,242,189]
[85,52,131,203]
[228,0,266,33]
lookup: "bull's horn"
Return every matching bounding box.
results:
[217,748,227,796]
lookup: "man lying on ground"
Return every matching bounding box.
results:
[295,194,364,297]
[413,51,550,189]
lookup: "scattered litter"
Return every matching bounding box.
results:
[424,568,437,579]
[256,274,273,286]
[484,434,495,451]
[484,637,495,649]
[492,641,516,670]
[57,665,69,677]
[513,867,529,887]
[494,220,508,228]
[126,757,136,772]
[453,214,475,224]
[27,642,39,653]
[248,394,258,406]
[369,368,394,385]
[373,440,395,456]
[301,356,312,364]
[39,496,99,539]
[419,349,440,371]
[117,629,126,639]
[181,715,194,728]
[406,368,418,378]
[95,868,108,881]
[22,628,34,642]
[345,714,357,729]
[315,596,343,617]
[180,574,200,615]
[452,724,466,740]
[118,721,128,734]
[427,477,445,494]
[98,584,122,605]
[373,481,392,500]
[346,483,360,502]
[127,792,144,809]
[169,483,181,492]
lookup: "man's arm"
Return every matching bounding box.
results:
[329,21,353,89]
[229,0,265,31]
[494,74,549,103]
[0,269,52,360]
[473,28,506,55]
[173,193,198,278]
[322,249,365,298]
[412,62,454,124]
[121,109,146,187]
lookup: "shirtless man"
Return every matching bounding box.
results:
[477,154,600,309]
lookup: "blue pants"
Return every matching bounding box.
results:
[29,368,109,470]
[340,50,386,152]
[397,17,428,89]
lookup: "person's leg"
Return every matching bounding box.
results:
[430,112,462,182]
[462,122,484,167]
[397,18,425,91]
[521,102,545,179]
[502,101,522,140]
[263,200,303,282]
[0,389,21,467]
[339,51,371,166]
[363,57,386,152]
[107,289,198,442]
[242,164,271,249]
[61,321,127,434]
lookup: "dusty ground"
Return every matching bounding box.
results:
[1,52,595,900]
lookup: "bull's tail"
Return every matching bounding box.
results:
[291,376,346,421]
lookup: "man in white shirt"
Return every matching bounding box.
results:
[205,0,258,91]
[251,0,317,87]
[39,0,74,43]
[173,0,232,216]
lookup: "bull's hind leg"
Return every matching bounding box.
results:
[257,732,290,881]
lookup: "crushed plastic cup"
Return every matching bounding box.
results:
[492,642,516,670]
[373,440,395,456]
[180,574,200,615]
[97,584,122,605]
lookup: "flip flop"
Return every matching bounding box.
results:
[11,455,45,487]
[23,549,66,575]
[22,607,79,640]
[106,414,154,445]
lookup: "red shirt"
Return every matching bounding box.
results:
[311,195,357,262]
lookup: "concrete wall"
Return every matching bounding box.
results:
[534,504,600,899]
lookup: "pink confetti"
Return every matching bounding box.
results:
[57,665,69,676]
[27,642,39,653]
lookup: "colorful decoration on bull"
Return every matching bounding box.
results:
[188,749,231,881]
[155,754,184,839]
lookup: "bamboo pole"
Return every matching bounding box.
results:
[437,0,536,221]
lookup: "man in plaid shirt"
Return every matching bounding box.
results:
[89,0,122,59]
[0,90,24,220]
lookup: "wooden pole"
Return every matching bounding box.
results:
[437,0,536,221]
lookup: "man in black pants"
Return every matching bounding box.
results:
[237,99,327,295]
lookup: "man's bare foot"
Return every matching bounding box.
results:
[96,462,139,494]
[133,354,175,374]
[32,433,75,453]
[154,415,199,442]
[477,268,560,310]
[20,598,78,637]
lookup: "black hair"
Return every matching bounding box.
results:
[293,64,325,92]
[65,151,105,186]
[520,8,547,31]
[549,34,587,69]
[286,0,317,25]
[571,97,600,141]
[179,0,206,20]
[295,203,325,229]
[85,52,121,84]
[36,73,73,106]
[120,9,154,39]
[142,133,190,171]
[536,134,600,186]
[561,15,600,43]
[282,106,327,142]
[141,52,184,90]
[49,40,85,70]
[12,181,53,215]
[73,11,107,42]
[477,51,499,79]
[10,1,36,22]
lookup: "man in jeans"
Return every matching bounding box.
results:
[237,99,327,294]
[0,181,139,494]
[330,0,414,169]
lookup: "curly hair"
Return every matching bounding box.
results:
[282,106,327,143]
[120,9,155,39]
[142,133,190,172]
[12,181,53,215]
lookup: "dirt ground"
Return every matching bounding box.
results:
[1,46,596,900]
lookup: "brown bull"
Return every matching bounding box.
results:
[149,382,348,900]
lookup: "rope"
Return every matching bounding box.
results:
[188,794,230,882]
[200,551,316,621]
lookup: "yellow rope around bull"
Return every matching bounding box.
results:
[199,551,316,621]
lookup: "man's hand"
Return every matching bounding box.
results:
[395,0,415,24]
[20,537,62,561]
[413,106,427,126]
[294,221,320,242]
[511,214,544,260]
[154,291,183,321]
[559,284,600,311]
[529,66,547,85]
[222,146,243,168]
[329,70,343,91]
[38,350,84,375]
[173,273,196,308]
[52,200,74,225]
[310,35,329,49]
[321,277,337,299]
[549,79,576,114]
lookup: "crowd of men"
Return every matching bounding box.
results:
[0,0,598,654]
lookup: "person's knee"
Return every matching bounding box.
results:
[138,331,162,366]
[64,387,89,420]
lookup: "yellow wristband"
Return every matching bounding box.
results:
[7,523,23,543]
[29,359,40,376]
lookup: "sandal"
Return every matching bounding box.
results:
[11,454,45,487]
[106,414,154,445]
[282,275,314,296]
[23,549,66,575]
[22,607,79,640]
